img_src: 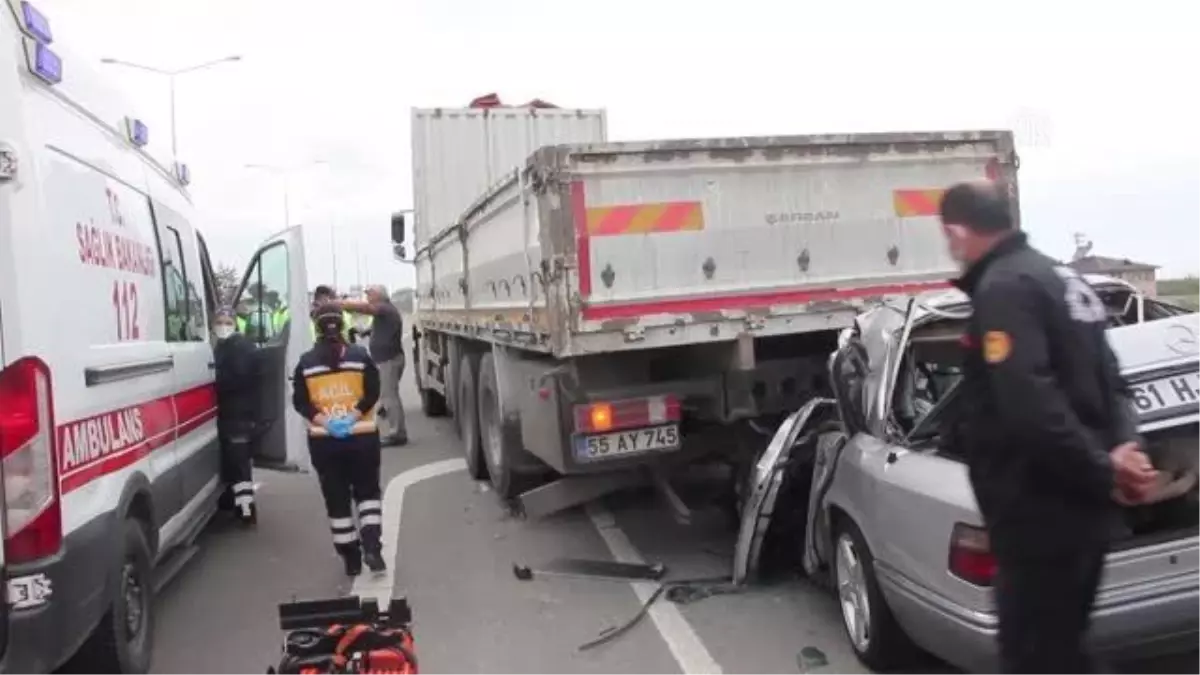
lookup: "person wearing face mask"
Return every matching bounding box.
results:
[213,307,260,524]
[292,305,387,576]
[937,180,1158,673]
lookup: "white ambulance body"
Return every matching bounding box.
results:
[0,2,310,672]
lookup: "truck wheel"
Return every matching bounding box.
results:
[477,353,533,499]
[73,518,155,673]
[458,352,487,480]
[832,519,917,671]
[420,388,448,417]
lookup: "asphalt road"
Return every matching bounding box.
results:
[145,367,1198,674]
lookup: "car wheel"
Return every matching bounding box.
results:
[457,352,487,480]
[833,519,916,671]
[73,518,155,674]
[477,353,535,499]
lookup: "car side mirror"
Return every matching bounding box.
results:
[391,212,406,245]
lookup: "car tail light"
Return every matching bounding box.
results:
[574,395,681,434]
[0,357,62,564]
[948,523,996,587]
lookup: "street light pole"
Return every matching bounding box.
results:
[245,161,327,244]
[100,55,241,160]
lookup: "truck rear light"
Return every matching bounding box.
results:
[574,395,681,434]
[948,523,996,587]
[0,357,62,564]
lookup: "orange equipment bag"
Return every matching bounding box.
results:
[270,597,416,675]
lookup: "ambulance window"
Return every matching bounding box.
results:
[196,232,219,318]
[237,243,290,345]
[160,227,190,341]
[258,244,290,345]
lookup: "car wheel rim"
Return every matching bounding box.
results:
[122,561,145,641]
[835,533,871,652]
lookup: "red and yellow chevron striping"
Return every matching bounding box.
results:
[585,201,705,237]
[893,189,945,218]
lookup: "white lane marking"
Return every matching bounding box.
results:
[352,458,467,602]
[585,502,723,675]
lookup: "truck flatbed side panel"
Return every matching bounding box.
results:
[556,131,1016,349]
[416,130,1017,358]
[411,106,607,247]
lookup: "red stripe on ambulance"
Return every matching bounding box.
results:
[57,384,217,494]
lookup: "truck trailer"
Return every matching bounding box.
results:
[395,99,1018,519]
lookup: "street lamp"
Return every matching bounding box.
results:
[100,55,242,160]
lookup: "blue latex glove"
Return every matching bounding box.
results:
[328,415,355,439]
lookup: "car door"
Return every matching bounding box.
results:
[234,226,311,471]
[869,304,981,591]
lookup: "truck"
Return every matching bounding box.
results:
[393,97,1019,520]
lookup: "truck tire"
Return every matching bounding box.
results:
[477,353,533,499]
[73,518,155,673]
[420,388,448,417]
[457,352,487,480]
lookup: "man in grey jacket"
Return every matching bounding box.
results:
[337,284,408,446]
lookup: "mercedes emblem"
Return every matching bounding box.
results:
[1166,321,1195,355]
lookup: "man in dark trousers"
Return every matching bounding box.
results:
[213,307,259,524]
[937,180,1161,673]
[336,285,408,446]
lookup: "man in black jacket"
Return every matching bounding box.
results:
[938,180,1159,673]
[213,307,260,524]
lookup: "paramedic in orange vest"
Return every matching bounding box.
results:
[291,305,387,576]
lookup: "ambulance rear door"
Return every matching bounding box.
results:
[234,224,310,471]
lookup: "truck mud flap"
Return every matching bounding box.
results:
[732,397,834,585]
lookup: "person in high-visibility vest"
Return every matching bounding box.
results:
[291,306,385,576]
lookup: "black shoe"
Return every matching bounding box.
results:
[343,554,363,577]
[363,549,387,573]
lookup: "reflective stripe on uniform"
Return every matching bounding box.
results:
[338,361,366,370]
[233,481,255,506]
[331,516,358,544]
[303,365,332,376]
[358,499,382,527]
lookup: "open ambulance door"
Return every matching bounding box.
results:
[234,225,312,472]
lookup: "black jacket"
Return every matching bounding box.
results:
[950,233,1138,559]
[214,333,261,425]
[291,342,382,452]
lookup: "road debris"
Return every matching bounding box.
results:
[512,558,667,583]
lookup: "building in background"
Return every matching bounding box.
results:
[1069,233,1159,298]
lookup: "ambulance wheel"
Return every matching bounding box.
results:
[478,353,534,499]
[75,518,155,673]
[458,352,487,480]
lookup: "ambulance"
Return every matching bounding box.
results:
[0,2,310,672]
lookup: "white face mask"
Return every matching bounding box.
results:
[214,325,235,339]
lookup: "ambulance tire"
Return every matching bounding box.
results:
[477,353,535,499]
[75,518,155,674]
[458,352,487,480]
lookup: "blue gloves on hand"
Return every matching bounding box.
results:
[326,415,355,439]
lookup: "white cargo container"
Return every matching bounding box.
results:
[410,106,607,245]
[396,116,1018,518]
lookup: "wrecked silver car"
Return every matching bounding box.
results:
[735,276,1199,672]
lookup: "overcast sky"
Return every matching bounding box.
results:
[40,0,1200,290]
